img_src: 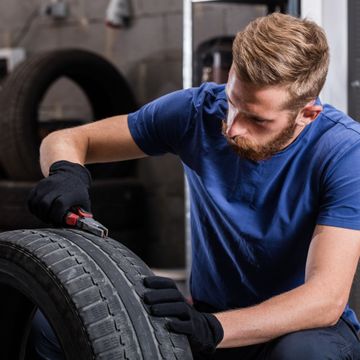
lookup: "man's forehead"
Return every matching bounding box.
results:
[226,73,290,113]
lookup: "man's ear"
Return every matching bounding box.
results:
[296,104,323,126]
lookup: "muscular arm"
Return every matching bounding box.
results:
[215,225,360,348]
[39,115,147,176]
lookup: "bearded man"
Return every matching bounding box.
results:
[28,13,360,360]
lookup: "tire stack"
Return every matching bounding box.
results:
[0,49,147,258]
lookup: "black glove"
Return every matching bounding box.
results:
[28,160,92,225]
[143,276,224,356]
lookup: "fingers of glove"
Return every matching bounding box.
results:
[68,196,92,215]
[44,194,65,225]
[27,176,62,215]
[28,187,60,224]
[49,194,77,225]
[167,319,193,336]
[144,288,184,305]
[78,198,91,213]
[49,192,90,225]
[150,302,190,320]
[143,276,177,290]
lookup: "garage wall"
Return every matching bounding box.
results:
[0,0,262,268]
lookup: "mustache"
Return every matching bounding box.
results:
[221,118,298,162]
[221,121,252,146]
[221,121,264,161]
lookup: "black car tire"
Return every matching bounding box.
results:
[0,228,192,360]
[0,49,137,180]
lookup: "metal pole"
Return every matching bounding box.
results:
[183,0,193,292]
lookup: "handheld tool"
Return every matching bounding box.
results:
[65,207,108,238]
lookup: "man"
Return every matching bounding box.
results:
[29,13,360,359]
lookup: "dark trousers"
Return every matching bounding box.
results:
[210,316,360,360]
[28,309,65,360]
[31,308,360,360]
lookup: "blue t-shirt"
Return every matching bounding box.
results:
[128,82,360,330]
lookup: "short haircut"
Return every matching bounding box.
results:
[232,13,329,111]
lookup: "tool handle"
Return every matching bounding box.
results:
[73,207,93,218]
[65,212,79,226]
[64,207,93,226]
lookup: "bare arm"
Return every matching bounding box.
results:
[215,225,360,348]
[39,115,147,176]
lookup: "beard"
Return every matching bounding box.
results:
[222,117,298,162]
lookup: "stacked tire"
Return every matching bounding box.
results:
[0,49,146,256]
[0,50,192,359]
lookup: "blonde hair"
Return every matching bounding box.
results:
[232,13,329,111]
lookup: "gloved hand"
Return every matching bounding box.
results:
[143,276,224,356]
[28,160,92,225]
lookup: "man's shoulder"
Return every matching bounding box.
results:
[192,82,226,100]
[313,105,360,168]
[153,82,226,116]
[190,83,227,124]
[321,104,360,139]
[191,82,227,114]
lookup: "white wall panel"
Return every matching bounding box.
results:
[301,0,348,112]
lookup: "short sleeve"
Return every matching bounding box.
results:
[317,140,360,230]
[127,88,196,156]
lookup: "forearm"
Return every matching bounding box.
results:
[39,129,88,177]
[215,281,344,348]
[39,115,146,177]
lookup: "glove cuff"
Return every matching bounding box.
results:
[203,313,224,348]
[49,160,92,187]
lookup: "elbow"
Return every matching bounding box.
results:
[322,298,347,327]
[40,129,64,151]
[40,127,81,153]
[39,128,85,177]
[41,128,68,144]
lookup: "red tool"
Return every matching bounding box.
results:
[65,207,108,238]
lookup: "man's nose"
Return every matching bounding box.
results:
[226,117,248,138]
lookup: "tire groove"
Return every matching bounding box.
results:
[0,229,191,359]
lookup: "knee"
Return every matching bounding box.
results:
[30,309,64,360]
[268,331,326,360]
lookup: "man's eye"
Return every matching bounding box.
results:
[251,117,266,124]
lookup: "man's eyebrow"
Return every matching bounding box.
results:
[225,89,273,122]
[240,110,273,122]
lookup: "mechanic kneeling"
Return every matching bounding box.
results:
[28,13,360,360]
